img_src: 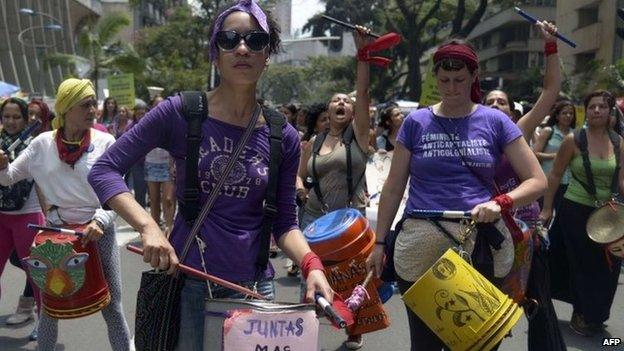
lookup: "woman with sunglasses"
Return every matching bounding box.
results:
[367,38,546,350]
[88,1,333,350]
[0,79,131,350]
[540,90,623,337]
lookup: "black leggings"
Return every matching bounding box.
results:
[9,250,33,297]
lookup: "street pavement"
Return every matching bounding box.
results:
[1,218,622,350]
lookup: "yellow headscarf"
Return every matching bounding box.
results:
[52,78,96,130]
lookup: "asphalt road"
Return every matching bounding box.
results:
[1,220,622,350]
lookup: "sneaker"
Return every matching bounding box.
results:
[345,334,363,350]
[570,312,596,337]
[29,319,39,341]
[6,296,35,325]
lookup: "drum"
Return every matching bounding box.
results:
[203,299,318,351]
[402,249,523,351]
[23,225,110,319]
[304,209,390,335]
[500,218,534,303]
[586,201,624,258]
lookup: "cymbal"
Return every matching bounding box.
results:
[586,202,624,244]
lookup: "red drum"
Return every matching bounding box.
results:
[24,225,110,319]
[304,209,390,335]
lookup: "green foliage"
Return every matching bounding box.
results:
[561,59,624,101]
[134,6,209,98]
[259,56,355,105]
[44,12,143,99]
[305,0,488,101]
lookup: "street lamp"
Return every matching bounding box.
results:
[17,8,64,97]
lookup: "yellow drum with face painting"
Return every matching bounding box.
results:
[402,249,523,351]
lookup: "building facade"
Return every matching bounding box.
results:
[0,0,102,97]
[467,0,556,92]
[556,0,624,73]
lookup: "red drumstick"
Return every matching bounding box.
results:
[126,244,267,300]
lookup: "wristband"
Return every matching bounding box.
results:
[301,252,325,279]
[544,41,558,56]
[493,194,514,212]
[356,48,370,62]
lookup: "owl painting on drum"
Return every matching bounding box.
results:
[23,240,89,298]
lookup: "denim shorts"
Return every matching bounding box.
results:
[176,277,275,351]
[144,162,171,182]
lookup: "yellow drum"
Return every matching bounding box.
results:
[402,249,523,351]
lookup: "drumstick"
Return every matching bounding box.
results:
[27,224,85,237]
[5,120,41,153]
[315,293,347,328]
[126,244,267,300]
[514,7,577,48]
[361,270,374,288]
[321,15,381,38]
[408,209,472,219]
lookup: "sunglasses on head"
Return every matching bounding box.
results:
[215,30,270,52]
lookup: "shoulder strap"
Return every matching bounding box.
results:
[609,130,621,196]
[256,108,285,275]
[311,132,327,210]
[343,124,355,205]
[573,128,597,198]
[179,91,208,224]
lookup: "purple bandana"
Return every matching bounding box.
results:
[209,0,269,62]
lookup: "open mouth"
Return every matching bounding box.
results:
[336,106,346,116]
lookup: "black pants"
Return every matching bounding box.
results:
[9,250,33,297]
[397,277,450,351]
[559,198,622,324]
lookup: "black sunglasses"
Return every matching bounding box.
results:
[215,30,270,52]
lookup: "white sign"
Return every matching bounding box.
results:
[223,309,319,351]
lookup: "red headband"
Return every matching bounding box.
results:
[433,43,481,103]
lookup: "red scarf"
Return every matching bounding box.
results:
[55,129,91,167]
[433,43,482,103]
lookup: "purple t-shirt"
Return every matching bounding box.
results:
[398,105,522,213]
[494,157,540,224]
[88,96,300,282]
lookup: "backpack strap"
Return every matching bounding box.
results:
[255,108,285,276]
[179,91,208,224]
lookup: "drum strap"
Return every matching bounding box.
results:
[311,124,366,210]
[572,128,621,201]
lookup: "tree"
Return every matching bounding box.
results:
[134,6,210,97]
[305,0,488,101]
[45,12,145,99]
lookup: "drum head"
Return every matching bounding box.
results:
[586,202,624,244]
[303,208,364,244]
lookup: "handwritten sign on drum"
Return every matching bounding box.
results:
[222,309,318,351]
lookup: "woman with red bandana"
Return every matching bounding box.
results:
[367,39,546,349]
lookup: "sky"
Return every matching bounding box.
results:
[290,0,324,35]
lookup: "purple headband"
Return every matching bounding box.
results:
[209,0,269,62]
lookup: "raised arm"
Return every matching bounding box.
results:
[352,25,373,153]
[517,21,560,141]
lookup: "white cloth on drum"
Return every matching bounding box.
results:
[394,218,513,282]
